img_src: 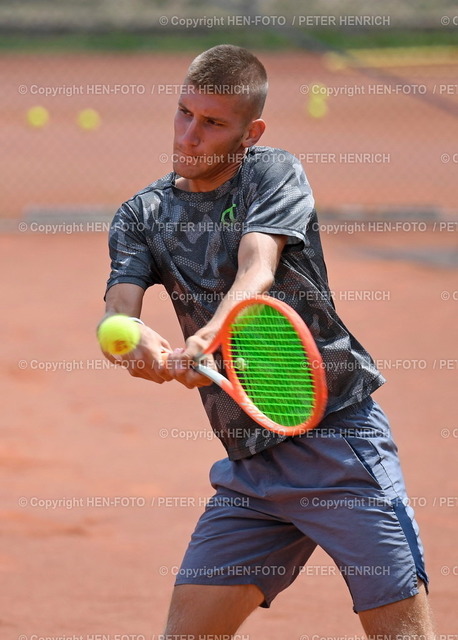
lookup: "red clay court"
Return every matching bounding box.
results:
[1,48,457,637]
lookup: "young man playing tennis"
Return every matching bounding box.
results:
[101,45,435,637]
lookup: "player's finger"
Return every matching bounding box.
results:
[185,368,214,388]
[174,367,213,389]
[156,348,181,382]
[165,350,191,376]
[159,337,173,352]
[166,350,213,388]
[121,343,170,383]
[110,351,163,383]
[124,351,161,382]
[183,335,211,362]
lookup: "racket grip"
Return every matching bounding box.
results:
[193,362,226,386]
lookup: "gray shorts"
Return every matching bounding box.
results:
[175,397,428,612]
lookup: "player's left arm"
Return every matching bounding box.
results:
[197,231,287,344]
[166,231,287,388]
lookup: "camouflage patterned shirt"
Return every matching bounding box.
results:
[106,146,385,459]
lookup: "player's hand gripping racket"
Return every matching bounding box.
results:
[193,295,327,436]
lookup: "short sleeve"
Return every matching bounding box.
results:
[105,202,161,294]
[242,152,314,246]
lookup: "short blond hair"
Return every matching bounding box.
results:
[185,44,268,118]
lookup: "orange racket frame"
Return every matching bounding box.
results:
[194,295,328,436]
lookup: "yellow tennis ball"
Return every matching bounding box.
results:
[77,108,101,130]
[234,357,247,371]
[27,106,49,128]
[97,315,141,355]
[322,52,347,71]
[307,96,329,119]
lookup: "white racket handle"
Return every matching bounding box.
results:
[193,362,226,387]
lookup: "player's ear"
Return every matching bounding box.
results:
[242,118,266,148]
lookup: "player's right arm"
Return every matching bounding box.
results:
[101,199,175,384]
[100,283,172,384]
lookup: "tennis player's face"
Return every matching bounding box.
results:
[173,89,262,191]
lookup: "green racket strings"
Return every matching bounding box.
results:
[228,303,316,426]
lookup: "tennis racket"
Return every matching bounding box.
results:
[192,295,327,436]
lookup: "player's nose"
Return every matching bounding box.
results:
[180,119,201,147]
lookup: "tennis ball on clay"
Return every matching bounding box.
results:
[322,52,347,71]
[307,95,329,119]
[97,315,141,355]
[26,106,50,128]
[77,108,101,130]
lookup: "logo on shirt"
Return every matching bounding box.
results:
[220,203,237,224]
